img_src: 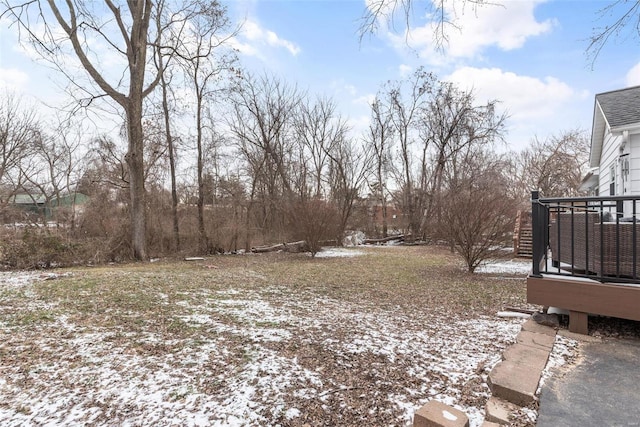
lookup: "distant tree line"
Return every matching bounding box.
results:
[0,1,589,271]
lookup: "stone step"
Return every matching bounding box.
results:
[521,317,557,336]
[413,400,469,427]
[516,330,556,351]
[485,396,519,425]
[488,357,542,406]
[487,319,556,407]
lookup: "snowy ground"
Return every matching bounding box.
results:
[0,250,534,427]
[475,258,532,275]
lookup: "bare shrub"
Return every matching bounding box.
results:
[288,198,339,257]
[74,192,132,262]
[0,228,79,269]
[440,151,516,273]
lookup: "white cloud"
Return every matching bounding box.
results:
[446,66,588,150]
[329,79,358,96]
[399,64,413,77]
[626,62,640,87]
[235,20,301,57]
[0,68,29,90]
[353,93,376,107]
[389,0,553,62]
[446,66,575,120]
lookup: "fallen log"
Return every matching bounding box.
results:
[251,240,308,253]
[284,240,307,253]
[251,243,285,253]
[363,234,409,244]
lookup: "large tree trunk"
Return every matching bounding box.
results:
[126,0,153,261]
[127,102,148,260]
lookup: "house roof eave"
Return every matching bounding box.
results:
[590,101,608,168]
[609,122,640,135]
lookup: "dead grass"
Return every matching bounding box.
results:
[0,245,531,426]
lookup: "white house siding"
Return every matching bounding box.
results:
[628,133,640,195]
[597,131,640,217]
[597,130,622,197]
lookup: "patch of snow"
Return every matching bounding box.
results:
[538,334,579,392]
[285,407,301,420]
[464,405,486,427]
[443,409,458,420]
[0,271,42,288]
[475,259,532,275]
[0,279,526,427]
[314,248,365,258]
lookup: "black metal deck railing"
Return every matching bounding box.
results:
[531,190,640,284]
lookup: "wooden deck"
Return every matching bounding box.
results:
[527,275,640,334]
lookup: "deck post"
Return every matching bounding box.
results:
[569,311,589,335]
[531,191,545,277]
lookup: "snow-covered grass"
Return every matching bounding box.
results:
[314,248,365,258]
[475,258,532,275]
[0,246,531,426]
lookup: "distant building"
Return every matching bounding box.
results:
[9,192,89,220]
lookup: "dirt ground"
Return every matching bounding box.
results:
[0,246,539,426]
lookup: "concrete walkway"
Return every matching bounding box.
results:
[537,338,640,427]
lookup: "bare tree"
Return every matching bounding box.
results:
[288,198,338,257]
[365,97,394,237]
[359,0,495,48]
[588,1,640,65]
[325,137,371,244]
[1,1,173,259]
[291,95,370,245]
[173,0,236,253]
[215,172,246,252]
[385,68,436,237]
[516,129,590,200]
[0,93,39,217]
[293,96,346,198]
[419,81,507,237]
[440,148,516,272]
[228,73,303,247]
[156,42,182,251]
[20,121,82,226]
[2,1,230,258]
[83,136,129,192]
[361,0,640,67]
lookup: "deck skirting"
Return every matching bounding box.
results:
[527,275,640,333]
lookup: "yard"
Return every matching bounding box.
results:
[1,246,536,426]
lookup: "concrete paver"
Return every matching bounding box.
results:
[487,319,555,408]
[521,318,557,336]
[501,342,550,371]
[413,400,469,427]
[488,359,542,406]
[516,330,555,351]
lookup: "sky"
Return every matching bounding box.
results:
[1,0,639,152]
